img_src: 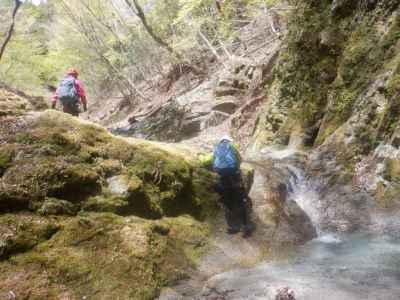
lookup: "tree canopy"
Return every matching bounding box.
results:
[0,0,277,98]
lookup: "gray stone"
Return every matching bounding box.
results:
[215,86,242,97]
[202,111,230,129]
[107,176,130,196]
[212,101,238,114]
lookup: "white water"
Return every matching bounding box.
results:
[202,234,400,299]
[200,149,400,299]
[286,165,323,235]
[161,148,400,299]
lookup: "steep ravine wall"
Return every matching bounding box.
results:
[253,0,400,231]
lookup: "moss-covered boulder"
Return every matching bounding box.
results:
[0,213,60,260]
[0,110,220,299]
[0,111,219,219]
[0,213,211,300]
[0,88,32,116]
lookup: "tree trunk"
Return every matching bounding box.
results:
[0,0,22,62]
[215,0,222,13]
[124,0,175,55]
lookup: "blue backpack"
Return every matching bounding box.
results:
[58,76,79,105]
[213,140,239,171]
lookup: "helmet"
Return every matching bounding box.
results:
[66,68,79,77]
[220,135,233,142]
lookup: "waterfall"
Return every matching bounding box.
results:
[286,165,322,234]
[261,146,342,241]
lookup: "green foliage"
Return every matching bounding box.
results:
[272,0,400,146]
[386,74,400,97]
[0,0,280,97]
[335,90,357,114]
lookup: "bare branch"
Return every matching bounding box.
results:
[0,0,23,62]
[124,0,175,55]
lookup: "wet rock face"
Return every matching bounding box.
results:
[251,0,400,237]
[263,175,317,245]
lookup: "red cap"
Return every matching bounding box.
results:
[67,68,79,77]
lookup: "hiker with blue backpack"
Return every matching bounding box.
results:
[51,68,87,117]
[211,136,253,237]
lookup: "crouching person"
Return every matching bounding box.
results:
[209,136,253,237]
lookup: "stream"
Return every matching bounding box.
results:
[201,233,400,299]
[160,148,400,300]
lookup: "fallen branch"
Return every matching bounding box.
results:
[198,29,230,69]
[241,36,280,57]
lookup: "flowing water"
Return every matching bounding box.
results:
[201,233,400,299]
[161,148,400,299]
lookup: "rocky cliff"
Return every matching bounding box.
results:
[252,0,400,233]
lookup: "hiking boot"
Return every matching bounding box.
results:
[226,228,240,235]
[242,225,254,238]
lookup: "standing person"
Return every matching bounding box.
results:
[212,136,253,237]
[51,68,87,117]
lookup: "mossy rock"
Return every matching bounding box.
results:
[3,213,210,300]
[0,89,32,116]
[0,144,14,176]
[0,111,219,220]
[384,158,400,183]
[374,181,400,208]
[0,110,221,298]
[82,195,130,214]
[257,0,400,148]
[241,163,255,194]
[36,197,78,216]
[0,214,60,260]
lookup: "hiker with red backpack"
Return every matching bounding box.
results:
[51,68,87,116]
[212,136,253,237]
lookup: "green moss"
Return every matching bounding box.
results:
[0,89,32,116]
[0,214,59,259]
[374,181,400,208]
[37,197,77,216]
[0,144,14,176]
[335,90,358,115]
[82,194,130,214]
[354,124,378,154]
[0,110,220,299]
[9,213,210,299]
[386,74,400,97]
[1,111,219,219]
[260,0,400,148]
[384,158,400,183]
[381,12,400,51]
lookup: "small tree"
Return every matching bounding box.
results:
[0,0,23,62]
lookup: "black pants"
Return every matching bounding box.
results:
[63,102,80,117]
[216,169,251,232]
